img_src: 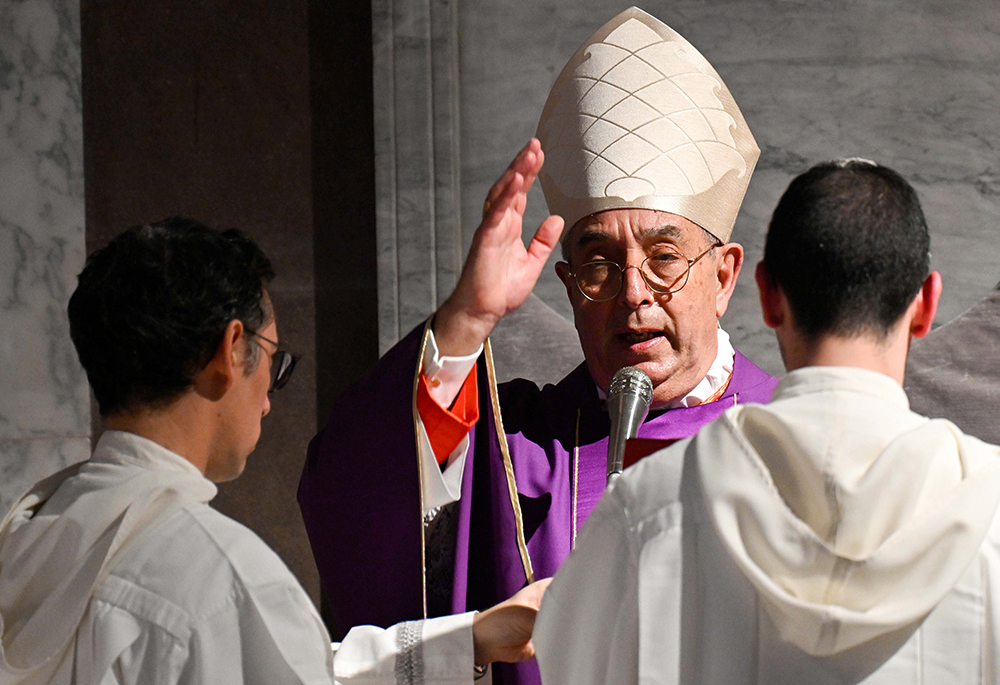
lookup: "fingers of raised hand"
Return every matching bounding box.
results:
[483,172,524,224]
[526,215,564,264]
[484,140,542,214]
[519,142,544,192]
[512,142,544,217]
[484,166,514,215]
[486,143,531,199]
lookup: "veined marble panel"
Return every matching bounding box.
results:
[0,437,90,516]
[373,0,463,352]
[456,0,1000,377]
[0,0,87,508]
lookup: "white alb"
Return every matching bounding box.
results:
[535,366,1000,684]
[0,431,475,685]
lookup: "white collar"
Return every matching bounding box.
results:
[90,430,209,479]
[773,365,909,409]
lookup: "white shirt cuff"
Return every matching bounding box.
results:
[417,328,482,515]
[418,421,469,514]
[422,328,482,408]
[331,611,476,684]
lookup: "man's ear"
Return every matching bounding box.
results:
[193,319,245,401]
[756,261,786,330]
[714,243,743,318]
[909,271,942,338]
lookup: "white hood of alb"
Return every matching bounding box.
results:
[698,366,1000,662]
[0,431,216,683]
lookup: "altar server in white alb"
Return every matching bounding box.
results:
[0,217,547,685]
[534,161,1000,684]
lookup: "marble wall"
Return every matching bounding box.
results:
[377,0,1000,379]
[0,0,88,515]
[372,0,463,353]
[462,0,1000,376]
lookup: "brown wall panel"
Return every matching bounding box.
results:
[81,0,376,604]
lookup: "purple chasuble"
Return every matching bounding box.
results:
[299,323,777,685]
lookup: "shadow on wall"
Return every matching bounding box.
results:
[489,294,584,386]
[906,280,1000,444]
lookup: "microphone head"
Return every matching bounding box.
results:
[608,366,653,405]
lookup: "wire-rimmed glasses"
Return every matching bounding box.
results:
[248,331,299,392]
[568,242,721,302]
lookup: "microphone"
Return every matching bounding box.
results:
[606,366,653,485]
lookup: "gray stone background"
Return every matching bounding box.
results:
[455,0,1000,378]
[2,0,999,602]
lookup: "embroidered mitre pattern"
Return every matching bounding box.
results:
[537,7,759,241]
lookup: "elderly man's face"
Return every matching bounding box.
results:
[556,209,742,408]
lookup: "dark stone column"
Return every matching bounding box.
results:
[81,0,378,604]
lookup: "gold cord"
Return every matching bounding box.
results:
[412,320,433,619]
[484,339,535,584]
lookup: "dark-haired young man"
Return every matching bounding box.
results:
[534,161,1000,684]
[0,217,547,684]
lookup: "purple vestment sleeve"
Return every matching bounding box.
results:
[299,323,427,637]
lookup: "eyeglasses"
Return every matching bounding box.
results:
[568,242,721,302]
[248,331,299,393]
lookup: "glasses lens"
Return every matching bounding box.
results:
[270,352,298,392]
[576,262,622,301]
[642,251,690,293]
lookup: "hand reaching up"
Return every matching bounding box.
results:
[433,139,564,356]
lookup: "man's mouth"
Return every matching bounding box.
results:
[619,331,663,345]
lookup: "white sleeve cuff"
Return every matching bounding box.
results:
[415,327,478,515]
[422,328,482,409]
[418,611,478,683]
[418,420,469,514]
[332,612,476,684]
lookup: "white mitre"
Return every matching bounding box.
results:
[536,7,759,242]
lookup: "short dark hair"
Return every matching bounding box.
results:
[69,217,275,416]
[763,160,930,340]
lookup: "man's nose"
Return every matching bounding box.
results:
[618,264,654,308]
